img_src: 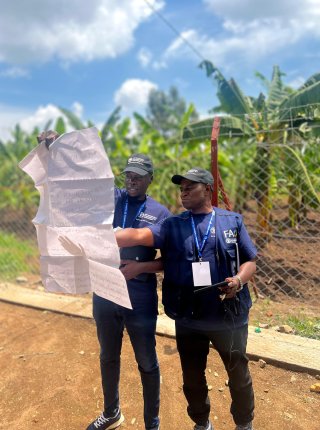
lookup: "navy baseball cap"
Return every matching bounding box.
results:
[123,153,154,176]
[172,167,214,185]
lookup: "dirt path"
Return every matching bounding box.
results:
[0,302,319,430]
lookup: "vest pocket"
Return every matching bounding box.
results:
[226,248,237,276]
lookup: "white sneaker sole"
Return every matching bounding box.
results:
[107,414,124,429]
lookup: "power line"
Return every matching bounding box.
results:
[143,0,206,62]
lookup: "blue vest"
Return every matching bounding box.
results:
[153,207,257,329]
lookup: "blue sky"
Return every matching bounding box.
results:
[0,0,319,140]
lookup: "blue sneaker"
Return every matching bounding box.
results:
[86,409,124,430]
[194,421,213,430]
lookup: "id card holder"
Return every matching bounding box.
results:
[192,261,212,287]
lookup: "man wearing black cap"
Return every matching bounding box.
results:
[87,154,171,430]
[115,167,257,430]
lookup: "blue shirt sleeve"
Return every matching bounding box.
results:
[237,218,257,263]
[148,220,167,249]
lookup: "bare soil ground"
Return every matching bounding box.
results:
[1,206,319,429]
[243,205,320,306]
[0,301,319,430]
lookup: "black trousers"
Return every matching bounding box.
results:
[175,322,254,426]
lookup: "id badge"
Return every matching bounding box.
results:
[192,261,212,287]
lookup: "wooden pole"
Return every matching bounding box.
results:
[211,117,220,207]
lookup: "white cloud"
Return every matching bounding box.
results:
[0,105,31,141]
[72,101,84,119]
[114,79,158,112]
[203,0,320,24]
[137,48,153,67]
[286,76,306,89]
[0,66,29,78]
[0,102,85,141]
[0,0,164,65]
[19,104,63,132]
[137,47,168,70]
[20,103,86,132]
[203,0,320,43]
[158,0,320,69]
[152,60,167,70]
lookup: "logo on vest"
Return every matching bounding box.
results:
[223,229,238,243]
[137,212,157,224]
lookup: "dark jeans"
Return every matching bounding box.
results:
[175,322,254,426]
[93,293,160,430]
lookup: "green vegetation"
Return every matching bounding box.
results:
[0,76,319,323]
[251,298,320,340]
[252,313,320,340]
[147,86,199,136]
[183,62,320,243]
[0,231,39,280]
[286,315,320,340]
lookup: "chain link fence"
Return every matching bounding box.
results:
[0,207,39,282]
[214,124,320,316]
[0,119,319,325]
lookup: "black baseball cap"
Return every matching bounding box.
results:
[122,153,154,176]
[171,167,214,185]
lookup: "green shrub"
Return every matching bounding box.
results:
[0,231,39,281]
[286,315,320,340]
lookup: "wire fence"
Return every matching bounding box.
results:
[0,112,319,327]
[181,108,320,316]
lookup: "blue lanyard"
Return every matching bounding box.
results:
[122,196,147,228]
[190,210,215,261]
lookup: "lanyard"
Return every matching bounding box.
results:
[190,210,215,261]
[122,196,147,228]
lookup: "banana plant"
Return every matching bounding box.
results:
[133,104,212,211]
[0,126,40,229]
[183,61,320,243]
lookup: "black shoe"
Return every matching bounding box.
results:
[235,423,253,430]
[86,409,124,430]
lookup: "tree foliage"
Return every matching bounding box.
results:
[0,71,319,235]
[147,86,199,136]
[183,61,320,238]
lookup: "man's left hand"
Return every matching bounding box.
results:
[120,260,143,281]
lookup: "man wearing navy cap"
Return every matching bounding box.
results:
[37,132,170,430]
[87,154,171,430]
[115,167,257,430]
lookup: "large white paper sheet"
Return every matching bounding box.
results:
[19,127,132,309]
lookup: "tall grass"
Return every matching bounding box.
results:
[0,230,39,281]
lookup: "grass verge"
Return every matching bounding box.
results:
[0,230,38,281]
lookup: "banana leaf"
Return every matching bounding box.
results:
[101,106,121,141]
[182,115,253,144]
[55,117,66,135]
[282,144,320,209]
[279,80,320,121]
[59,107,85,130]
[199,60,252,115]
[267,65,287,110]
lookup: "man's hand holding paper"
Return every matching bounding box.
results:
[19,127,132,309]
